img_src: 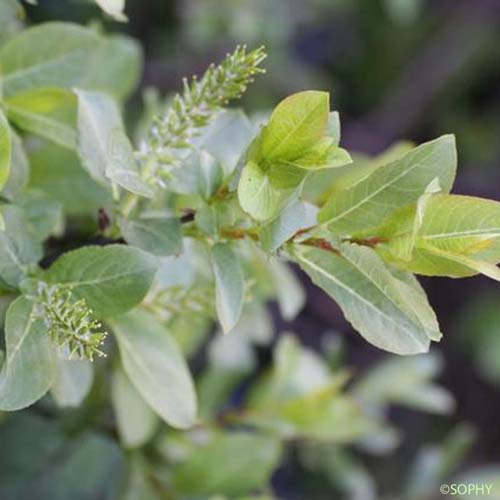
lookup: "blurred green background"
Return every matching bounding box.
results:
[7,0,500,498]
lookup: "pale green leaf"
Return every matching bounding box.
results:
[260,199,317,252]
[171,432,282,497]
[327,111,341,145]
[28,142,111,216]
[2,131,29,201]
[269,259,305,321]
[195,150,224,200]
[81,34,141,101]
[15,189,63,242]
[0,205,42,288]
[112,309,197,429]
[119,216,182,256]
[238,160,301,221]
[211,243,245,333]
[51,356,93,408]
[0,22,100,98]
[0,296,56,411]
[291,242,441,354]
[194,109,255,176]
[260,91,329,161]
[0,22,140,100]
[5,87,77,149]
[75,89,153,196]
[0,109,11,193]
[111,364,158,448]
[353,353,454,414]
[376,194,500,278]
[318,135,457,235]
[44,245,158,318]
[238,161,282,221]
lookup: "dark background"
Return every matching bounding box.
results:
[25,0,500,497]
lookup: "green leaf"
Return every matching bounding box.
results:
[111,364,158,448]
[0,205,42,288]
[111,309,197,429]
[15,189,63,242]
[195,150,224,200]
[171,432,282,497]
[2,130,29,201]
[0,22,141,100]
[260,199,318,252]
[95,0,127,22]
[4,87,77,149]
[28,142,111,216]
[318,135,457,235]
[0,22,100,98]
[0,109,11,193]
[51,357,93,408]
[291,242,441,354]
[119,216,182,256]
[211,243,245,333]
[376,194,500,279]
[260,91,329,161]
[44,245,158,318]
[81,34,142,101]
[122,454,161,500]
[245,336,376,442]
[268,259,305,321]
[194,109,255,176]
[0,296,56,411]
[238,160,300,221]
[328,111,341,145]
[75,89,153,196]
[353,353,454,414]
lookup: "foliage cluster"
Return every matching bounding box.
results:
[1,3,500,499]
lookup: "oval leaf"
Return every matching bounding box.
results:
[211,243,245,333]
[111,310,197,429]
[44,245,158,318]
[292,243,441,355]
[0,296,56,411]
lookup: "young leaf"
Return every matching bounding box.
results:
[291,242,441,355]
[318,135,457,235]
[211,243,245,333]
[51,357,93,408]
[0,297,56,411]
[376,194,500,279]
[4,87,77,150]
[111,364,158,448]
[238,160,283,221]
[44,245,158,318]
[260,91,329,161]
[119,216,182,257]
[111,310,197,429]
[0,205,42,288]
[0,109,11,193]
